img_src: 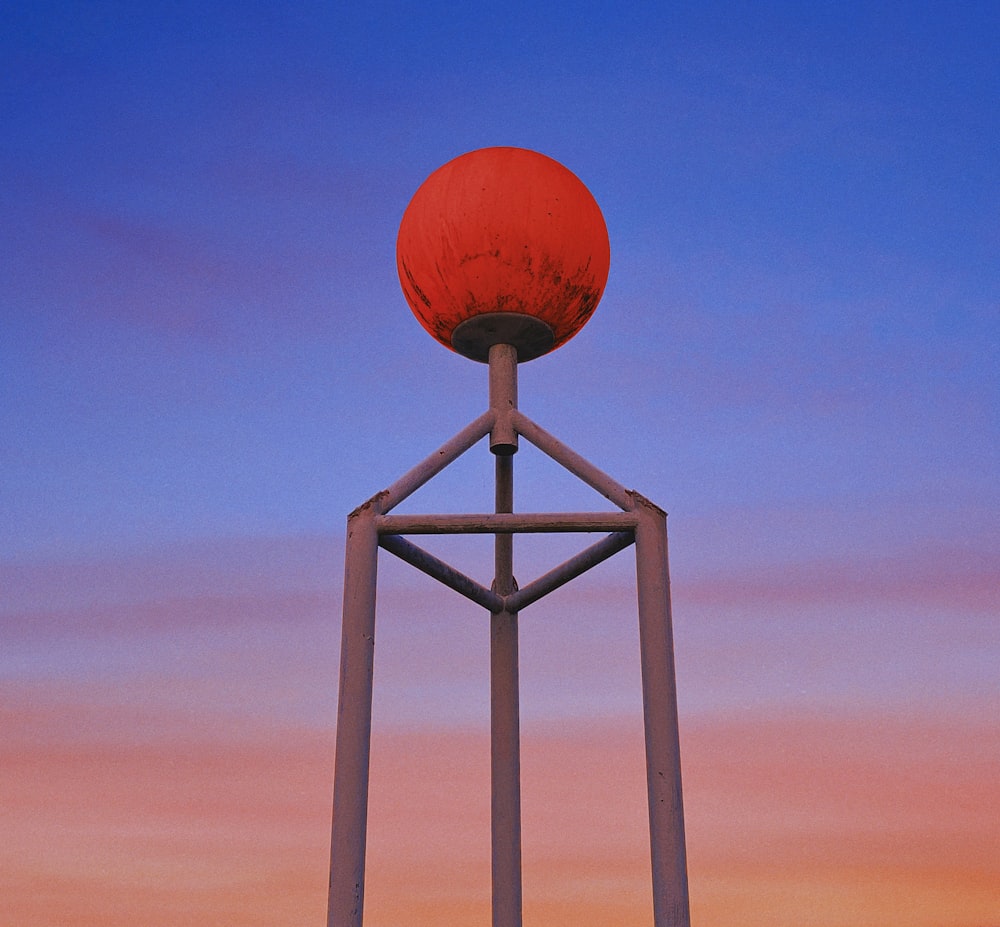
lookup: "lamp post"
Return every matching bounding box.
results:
[327,147,690,927]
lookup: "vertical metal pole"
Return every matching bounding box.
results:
[631,491,690,927]
[489,342,518,455]
[328,496,381,927]
[489,343,522,927]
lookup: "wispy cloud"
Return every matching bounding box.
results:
[6,687,995,927]
[678,544,999,611]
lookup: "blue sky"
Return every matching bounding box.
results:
[3,0,998,725]
[4,0,998,723]
[3,0,998,731]
[4,1,997,562]
[1,4,998,921]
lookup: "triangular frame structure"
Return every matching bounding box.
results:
[327,345,690,927]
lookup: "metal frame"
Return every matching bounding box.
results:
[328,344,690,927]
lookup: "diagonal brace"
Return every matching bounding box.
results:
[381,410,496,512]
[379,533,504,612]
[505,530,635,613]
[380,529,636,616]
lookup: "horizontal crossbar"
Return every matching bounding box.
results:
[376,512,638,535]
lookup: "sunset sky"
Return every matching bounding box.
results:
[2,2,998,925]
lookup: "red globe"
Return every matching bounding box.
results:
[396,147,610,362]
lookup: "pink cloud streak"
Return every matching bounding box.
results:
[4,685,997,926]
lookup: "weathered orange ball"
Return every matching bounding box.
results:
[397,147,610,361]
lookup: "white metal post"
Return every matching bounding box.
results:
[328,497,381,927]
[489,343,523,927]
[632,491,690,927]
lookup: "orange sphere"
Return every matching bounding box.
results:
[397,147,610,361]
